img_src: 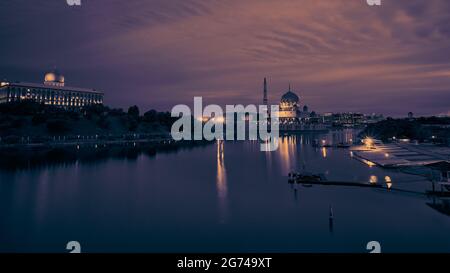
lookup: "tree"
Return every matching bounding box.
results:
[109,108,125,116]
[143,109,157,123]
[32,113,47,125]
[127,118,139,132]
[46,119,69,134]
[128,105,140,119]
[97,116,110,129]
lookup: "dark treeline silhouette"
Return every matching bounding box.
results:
[0,101,177,140]
[0,101,214,167]
[360,116,450,144]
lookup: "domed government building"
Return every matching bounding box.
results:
[267,82,311,123]
[262,78,325,131]
[0,69,104,108]
[261,78,383,131]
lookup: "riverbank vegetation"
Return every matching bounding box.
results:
[0,101,176,143]
[360,116,450,144]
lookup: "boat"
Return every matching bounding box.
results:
[288,171,327,184]
[288,175,295,184]
[336,143,351,148]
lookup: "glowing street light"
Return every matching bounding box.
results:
[214,116,225,124]
[363,137,374,148]
[385,176,392,189]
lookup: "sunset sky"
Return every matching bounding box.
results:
[0,0,449,116]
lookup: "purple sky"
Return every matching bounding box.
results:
[1,0,449,116]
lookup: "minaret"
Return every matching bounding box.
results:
[263,77,268,105]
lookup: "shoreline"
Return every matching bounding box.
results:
[0,139,211,170]
[0,136,175,150]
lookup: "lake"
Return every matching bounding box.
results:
[1,130,449,253]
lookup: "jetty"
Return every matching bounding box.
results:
[288,178,450,197]
[351,142,450,168]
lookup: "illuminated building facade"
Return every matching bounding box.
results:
[277,84,311,124]
[279,85,300,122]
[260,79,383,130]
[261,80,325,131]
[0,70,104,108]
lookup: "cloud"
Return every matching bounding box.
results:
[0,0,449,116]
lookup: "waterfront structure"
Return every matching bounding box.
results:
[0,70,104,108]
[322,112,384,127]
[427,161,450,184]
[260,80,325,131]
[277,84,312,124]
[322,112,364,127]
[260,79,383,130]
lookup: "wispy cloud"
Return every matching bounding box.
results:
[0,0,449,116]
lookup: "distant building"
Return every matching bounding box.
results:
[278,84,311,124]
[259,79,383,130]
[279,85,299,122]
[321,112,383,127]
[0,70,104,108]
[426,161,450,184]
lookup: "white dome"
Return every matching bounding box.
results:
[44,70,65,86]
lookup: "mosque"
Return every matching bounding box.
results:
[0,69,104,108]
[263,78,312,124]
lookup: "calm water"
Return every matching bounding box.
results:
[1,130,450,253]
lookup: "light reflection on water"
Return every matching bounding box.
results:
[0,130,450,253]
[216,140,227,223]
[385,176,393,189]
[277,135,298,174]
